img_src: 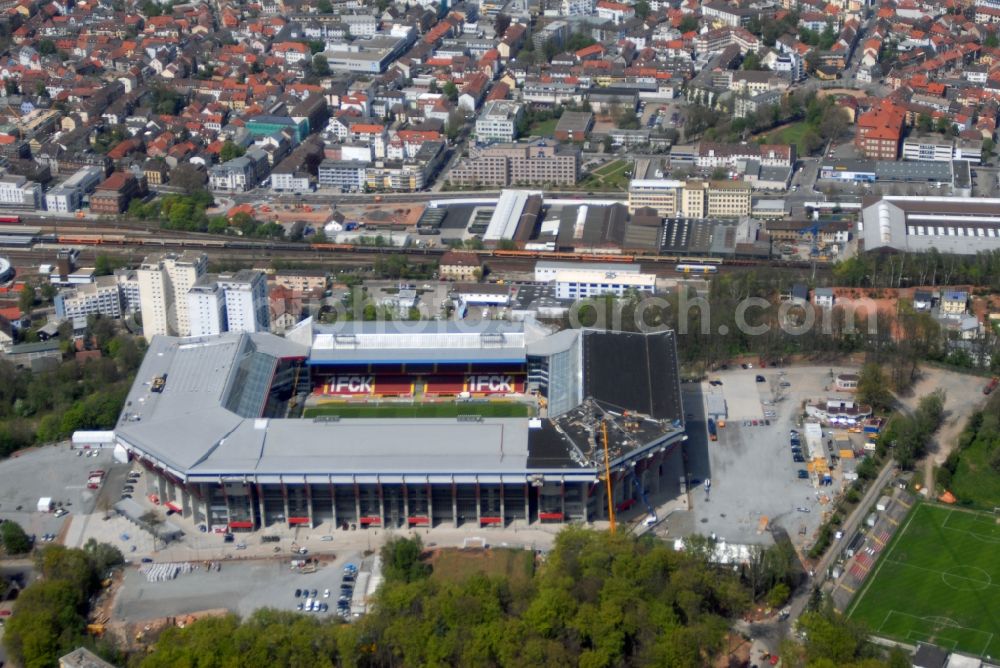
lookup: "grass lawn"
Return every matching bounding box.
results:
[581,159,632,190]
[429,548,535,588]
[529,118,558,137]
[761,122,814,153]
[303,402,532,419]
[847,503,1000,658]
[950,423,1000,511]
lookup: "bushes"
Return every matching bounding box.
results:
[0,520,31,554]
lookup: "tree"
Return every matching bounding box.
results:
[679,15,699,33]
[309,54,329,77]
[38,39,56,56]
[168,163,207,191]
[219,140,246,163]
[442,80,459,102]
[18,285,34,314]
[382,536,430,584]
[935,115,952,134]
[916,113,933,133]
[317,0,332,11]
[4,79,19,96]
[40,283,57,303]
[985,33,1000,49]
[857,363,893,411]
[742,50,764,71]
[634,0,650,18]
[94,254,120,277]
[0,520,31,554]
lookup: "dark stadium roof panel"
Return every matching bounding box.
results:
[582,330,683,422]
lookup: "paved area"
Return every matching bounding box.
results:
[716,372,765,420]
[671,365,862,547]
[113,552,365,621]
[0,444,119,541]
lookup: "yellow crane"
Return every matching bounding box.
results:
[601,420,616,534]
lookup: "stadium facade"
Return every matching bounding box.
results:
[114,321,686,531]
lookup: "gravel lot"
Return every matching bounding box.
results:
[672,365,863,547]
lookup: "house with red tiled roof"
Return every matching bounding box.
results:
[856,102,905,159]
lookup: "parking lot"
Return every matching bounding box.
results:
[113,551,364,621]
[671,365,863,548]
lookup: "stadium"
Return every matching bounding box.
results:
[112,320,686,532]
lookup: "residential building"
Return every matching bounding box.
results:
[561,0,594,15]
[475,101,524,144]
[90,172,143,214]
[271,270,327,293]
[53,276,123,322]
[209,149,269,192]
[136,251,208,340]
[218,270,270,333]
[187,279,227,337]
[318,160,368,191]
[439,251,482,281]
[696,142,795,169]
[448,142,579,187]
[702,1,764,27]
[115,269,141,313]
[535,261,656,299]
[813,287,835,309]
[0,174,42,209]
[855,104,905,160]
[596,0,634,23]
[941,290,968,316]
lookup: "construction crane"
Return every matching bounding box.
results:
[601,419,616,534]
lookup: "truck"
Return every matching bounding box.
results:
[87,470,105,489]
[707,418,717,441]
[985,377,999,395]
[37,497,53,513]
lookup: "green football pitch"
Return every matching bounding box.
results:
[302,402,532,419]
[847,503,1000,658]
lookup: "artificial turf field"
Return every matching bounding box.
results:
[303,402,532,419]
[847,503,1000,658]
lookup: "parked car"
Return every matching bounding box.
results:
[756,375,766,383]
[323,588,330,598]
[793,454,805,463]
[295,589,302,598]
[797,470,809,479]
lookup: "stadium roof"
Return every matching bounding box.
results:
[114,328,686,483]
[310,321,526,364]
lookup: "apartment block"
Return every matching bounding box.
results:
[137,251,208,340]
[187,280,227,337]
[218,270,270,333]
[53,276,123,322]
[475,101,524,144]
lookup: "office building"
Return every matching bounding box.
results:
[628,179,751,218]
[536,261,656,298]
[447,141,579,187]
[0,174,42,209]
[475,101,524,144]
[137,252,208,340]
[902,134,982,164]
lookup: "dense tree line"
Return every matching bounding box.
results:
[833,249,1000,291]
[137,532,912,668]
[3,542,124,667]
[0,319,143,458]
[141,530,749,667]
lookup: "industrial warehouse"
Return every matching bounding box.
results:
[112,321,685,532]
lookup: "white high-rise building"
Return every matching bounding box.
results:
[183,270,270,337]
[187,281,227,337]
[136,252,208,340]
[218,270,269,333]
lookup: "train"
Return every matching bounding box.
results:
[674,264,719,274]
[0,215,21,224]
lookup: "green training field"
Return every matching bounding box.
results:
[847,503,1000,658]
[303,402,532,419]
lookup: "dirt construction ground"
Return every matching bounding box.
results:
[896,367,992,494]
